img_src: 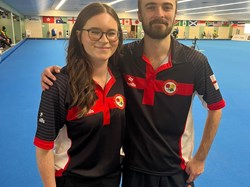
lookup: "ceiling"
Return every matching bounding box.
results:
[1,0,250,21]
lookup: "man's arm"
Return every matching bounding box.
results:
[36,147,56,187]
[41,66,61,90]
[185,109,222,183]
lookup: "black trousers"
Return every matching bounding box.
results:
[122,168,194,187]
[56,171,121,187]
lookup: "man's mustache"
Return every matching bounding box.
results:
[150,18,168,25]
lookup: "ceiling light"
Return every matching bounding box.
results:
[214,11,250,16]
[125,0,193,13]
[125,9,138,13]
[55,0,67,10]
[178,0,193,3]
[178,1,250,12]
[108,0,125,6]
[184,7,249,15]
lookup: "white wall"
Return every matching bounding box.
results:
[25,19,42,37]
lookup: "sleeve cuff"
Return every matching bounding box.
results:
[34,137,54,150]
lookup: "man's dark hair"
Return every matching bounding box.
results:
[138,0,177,13]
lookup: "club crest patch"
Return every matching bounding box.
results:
[163,80,177,95]
[114,94,125,109]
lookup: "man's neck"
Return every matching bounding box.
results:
[143,35,171,70]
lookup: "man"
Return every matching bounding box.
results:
[51,28,57,39]
[172,27,179,38]
[191,36,198,49]
[1,26,12,44]
[41,0,225,186]
[0,26,11,48]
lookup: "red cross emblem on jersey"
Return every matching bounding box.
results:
[66,74,125,125]
[124,55,194,106]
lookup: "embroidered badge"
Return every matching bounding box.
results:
[114,94,125,109]
[210,74,219,90]
[163,80,177,96]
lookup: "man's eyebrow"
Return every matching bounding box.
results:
[145,2,157,7]
[145,2,173,7]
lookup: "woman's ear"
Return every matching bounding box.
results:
[76,30,81,41]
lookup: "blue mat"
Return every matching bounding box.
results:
[0,39,249,187]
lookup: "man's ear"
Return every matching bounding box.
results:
[137,10,142,22]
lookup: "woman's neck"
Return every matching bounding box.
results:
[92,61,109,89]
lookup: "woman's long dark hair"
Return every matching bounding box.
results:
[66,3,123,118]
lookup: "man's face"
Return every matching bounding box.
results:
[138,0,176,39]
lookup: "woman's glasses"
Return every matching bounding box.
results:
[82,28,120,42]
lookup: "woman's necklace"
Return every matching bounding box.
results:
[99,69,109,89]
[93,68,109,89]
[104,69,109,86]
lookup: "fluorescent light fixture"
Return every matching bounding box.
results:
[125,0,193,13]
[108,0,125,6]
[178,0,193,3]
[178,1,250,12]
[125,9,138,13]
[184,7,249,15]
[214,11,250,16]
[55,0,67,10]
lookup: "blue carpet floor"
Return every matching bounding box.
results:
[0,39,249,186]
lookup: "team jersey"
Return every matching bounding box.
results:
[34,64,126,178]
[119,37,225,175]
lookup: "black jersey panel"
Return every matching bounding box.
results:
[34,65,126,177]
[119,37,225,175]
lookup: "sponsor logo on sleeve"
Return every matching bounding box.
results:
[39,112,46,124]
[126,76,136,87]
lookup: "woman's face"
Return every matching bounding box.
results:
[80,13,119,64]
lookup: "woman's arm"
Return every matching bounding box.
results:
[36,147,56,187]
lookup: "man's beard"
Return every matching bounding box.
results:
[142,18,173,39]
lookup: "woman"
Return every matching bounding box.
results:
[34,3,125,187]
